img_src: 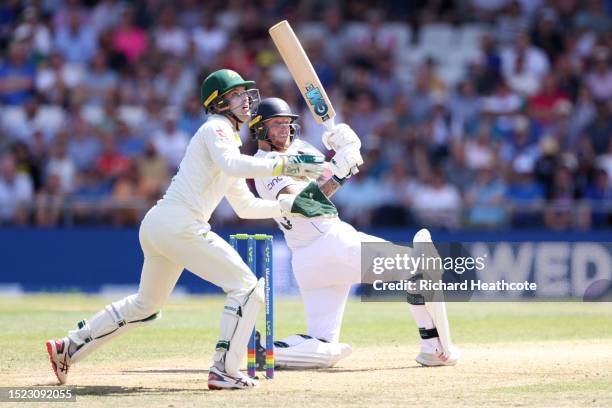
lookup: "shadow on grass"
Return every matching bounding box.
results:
[282,365,426,374]
[122,368,209,374]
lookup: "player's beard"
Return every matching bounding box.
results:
[270,133,290,151]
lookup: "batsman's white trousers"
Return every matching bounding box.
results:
[291,221,385,342]
[135,203,257,315]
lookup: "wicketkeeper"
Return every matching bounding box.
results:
[46,70,334,390]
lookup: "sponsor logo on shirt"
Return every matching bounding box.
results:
[215,128,229,140]
[267,177,282,190]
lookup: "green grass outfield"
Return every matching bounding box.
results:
[0,295,611,407]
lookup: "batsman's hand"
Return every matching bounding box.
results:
[273,154,327,178]
[330,145,363,179]
[322,123,361,152]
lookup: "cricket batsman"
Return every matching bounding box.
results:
[249,98,460,369]
[45,70,333,390]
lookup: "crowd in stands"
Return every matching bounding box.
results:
[0,0,610,230]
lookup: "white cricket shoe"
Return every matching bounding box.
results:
[207,366,260,390]
[46,338,71,384]
[416,350,459,367]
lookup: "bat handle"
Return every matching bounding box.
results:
[323,118,335,130]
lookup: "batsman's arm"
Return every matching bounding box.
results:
[318,175,344,198]
[276,175,344,199]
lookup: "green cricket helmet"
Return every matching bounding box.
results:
[249,97,300,149]
[200,69,258,115]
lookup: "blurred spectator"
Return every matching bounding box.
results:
[67,118,102,170]
[192,12,228,66]
[220,39,256,78]
[345,91,382,146]
[36,52,83,104]
[178,0,204,30]
[76,51,118,106]
[46,139,76,194]
[320,6,346,66]
[153,60,195,107]
[554,54,581,102]
[54,8,97,64]
[407,71,434,124]
[501,32,550,82]
[584,101,612,153]
[568,86,597,147]
[0,152,33,225]
[118,63,155,105]
[392,94,417,132]
[495,1,529,45]
[3,97,42,143]
[372,161,412,226]
[500,115,538,166]
[152,109,189,171]
[506,156,545,227]
[90,0,122,35]
[465,124,497,170]
[482,80,522,135]
[110,163,146,226]
[529,73,569,128]
[585,48,612,102]
[544,165,579,230]
[546,100,573,148]
[534,137,561,196]
[115,120,145,158]
[71,167,111,224]
[35,172,65,227]
[178,97,205,136]
[410,170,462,229]
[443,142,475,188]
[473,33,503,93]
[136,141,169,201]
[465,164,507,227]
[583,167,612,226]
[141,97,165,137]
[530,8,564,62]
[449,80,482,138]
[95,136,131,179]
[0,41,35,105]
[12,141,43,190]
[333,171,383,227]
[13,6,52,57]
[153,7,188,57]
[112,6,148,64]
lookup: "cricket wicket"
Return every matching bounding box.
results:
[229,233,274,379]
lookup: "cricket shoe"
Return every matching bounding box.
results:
[46,338,71,384]
[207,366,260,390]
[416,349,459,367]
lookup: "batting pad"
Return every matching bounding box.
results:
[274,335,352,369]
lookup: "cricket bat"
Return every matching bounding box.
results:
[269,20,336,131]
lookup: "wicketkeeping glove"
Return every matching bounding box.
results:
[278,182,338,218]
[272,154,327,178]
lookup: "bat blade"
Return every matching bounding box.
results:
[269,20,336,129]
